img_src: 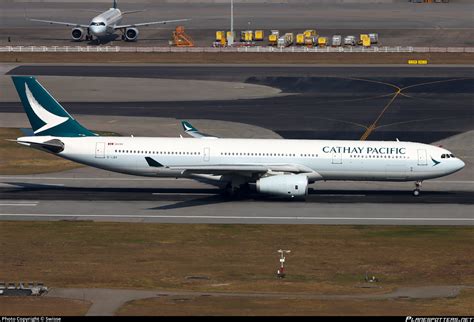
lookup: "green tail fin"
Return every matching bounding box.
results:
[11,76,96,137]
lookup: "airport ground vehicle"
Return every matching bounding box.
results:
[317,36,328,47]
[268,30,279,46]
[277,33,294,48]
[332,35,342,47]
[296,33,305,46]
[254,30,264,41]
[344,35,357,46]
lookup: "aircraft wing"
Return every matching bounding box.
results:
[29,19,89,28]
[114,18,189,29]
[145,157,321,178]
[181,121,218,139]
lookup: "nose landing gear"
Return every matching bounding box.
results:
[413,181,422,196]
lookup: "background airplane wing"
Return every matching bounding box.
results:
[114,18,189,29]
[181,121,219,139]
[122,10,146,15]
[29,19,89,28]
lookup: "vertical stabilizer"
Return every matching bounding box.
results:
[11,76,96,137]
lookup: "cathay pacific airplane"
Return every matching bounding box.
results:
[29,0,188,43]
[11,76,465,199]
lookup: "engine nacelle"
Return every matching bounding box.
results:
[125,28,139,41]
[256,174,308,199]
[71,28,84,41]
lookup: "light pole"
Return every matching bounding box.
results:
[227,0,234,46]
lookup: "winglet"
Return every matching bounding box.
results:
[145,157,164,168]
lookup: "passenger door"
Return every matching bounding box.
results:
[95,142,105,158]
[203,147,210,162]
[417,149,427,166]
[331,151,342,164]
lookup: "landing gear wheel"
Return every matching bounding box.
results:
[121,34,126,41]
[413,181,422,197]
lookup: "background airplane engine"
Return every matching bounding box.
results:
[71,27,84,41]
[125,28,139,41]
[256,174,308,199]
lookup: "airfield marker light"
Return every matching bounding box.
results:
[277,249,291,278]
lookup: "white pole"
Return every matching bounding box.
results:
[228,0,234,46]
[231,0,234,35]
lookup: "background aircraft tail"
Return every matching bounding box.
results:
[11,76,96,137]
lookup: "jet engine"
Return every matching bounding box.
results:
[71,28,84,41]
[256,174,308,199]
[125,28,139,41]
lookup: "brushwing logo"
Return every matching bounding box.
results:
[431,157,441,166]
[25,83,69,134]
[183,123,193,131]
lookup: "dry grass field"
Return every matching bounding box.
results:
[117,289,474,316]
[0,297,91,316]
[0,222,472,295]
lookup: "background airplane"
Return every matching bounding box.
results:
[28,0,189,43]
[11,76,465,199]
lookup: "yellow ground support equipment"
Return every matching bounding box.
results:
[317,36,327,47]
[268,30,279,46]
[360,34,371,47]
[241,30,253,42]
[296,33,305,46]
[216,31,225,42]
[254,30,264,41]
[303,29,316,38]
[171,26,194,47]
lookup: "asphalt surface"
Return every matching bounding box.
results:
[1,1,473,46]
[5,65,474,142]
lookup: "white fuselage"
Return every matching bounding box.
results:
[22,136,465,182]
[89,8,122,37]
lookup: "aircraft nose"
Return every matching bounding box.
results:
[90,26,105,36]
[457,159,466,170]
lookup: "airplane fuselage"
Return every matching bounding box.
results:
[89,8,122,37]
[20,136,465,182]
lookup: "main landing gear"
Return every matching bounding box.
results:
[413,181,422,196]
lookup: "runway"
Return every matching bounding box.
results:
[0,174,473,225]
[1,197,473,225]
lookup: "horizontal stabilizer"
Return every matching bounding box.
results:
[14,138,65,153]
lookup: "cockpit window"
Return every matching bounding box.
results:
[441,154,446,159]
[450,154,455,158]
[99,22,105,26]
